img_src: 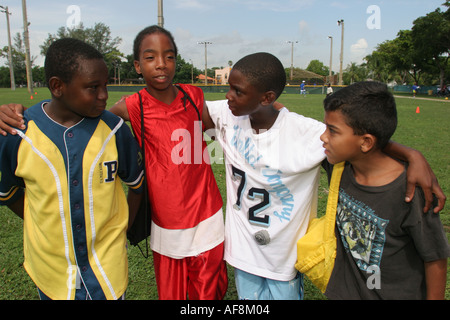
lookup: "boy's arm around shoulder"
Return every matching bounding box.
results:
[0,131,25,218]
[203,100,228,141]
[109,97,130,122]
[425,259,447,300]
[202,101,215,132]
[0,103,26,136]
[407,189,449,299]
[383,141,446,213]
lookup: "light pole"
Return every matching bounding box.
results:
[337,19,344,86]
[157,0,164,28]
[286,41,298,81]
[0,5,15,90]
[198,41,211,85]
[189,59,193,84]
[22,0,33,94]
[327,35,333,84]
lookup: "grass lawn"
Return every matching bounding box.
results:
[0,87,448,300]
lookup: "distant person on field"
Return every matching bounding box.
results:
[326,83,333,96]
[412,82,420,98]
[300,80,306,96]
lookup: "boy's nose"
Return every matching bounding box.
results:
[98,86,108,101]
[155,57,166,69]
[225,90,232,102]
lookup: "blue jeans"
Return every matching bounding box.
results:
[234,268,304,300]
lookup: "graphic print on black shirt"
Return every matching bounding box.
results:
[336,189,389,272]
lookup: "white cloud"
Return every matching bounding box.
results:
[175,0,209,10]
[351,38,368,52]
[350,38,368,63]
[217,0,314,12]
[299,20,309,34]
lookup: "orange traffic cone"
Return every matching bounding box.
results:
[416,106,420,113]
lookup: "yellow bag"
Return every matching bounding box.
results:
[295,162,344,293]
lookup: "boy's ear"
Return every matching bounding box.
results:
[134,60,142,75]
[48,76,64,98]
[360,134,377,153]
[260,91,277,106]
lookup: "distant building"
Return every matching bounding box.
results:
[197,74,215,84]
[215,67,232,85]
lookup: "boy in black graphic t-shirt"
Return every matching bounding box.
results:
[320,81,449,299]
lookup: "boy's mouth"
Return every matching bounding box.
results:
[154,75,169,81]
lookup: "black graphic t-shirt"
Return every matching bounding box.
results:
[322,161,450,300]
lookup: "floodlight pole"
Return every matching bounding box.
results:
[337,19,344,86]
[327,35,333,84]
[198,41,211,85]
[189,59,193,84]
[0,5,15,90]
[286,41,298,81]
[22,0,33,94]
[157,0,164,28]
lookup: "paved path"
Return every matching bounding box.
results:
[394,95,450,103]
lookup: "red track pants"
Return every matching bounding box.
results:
[153,242,228,300]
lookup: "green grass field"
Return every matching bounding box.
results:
[0,87,448,300]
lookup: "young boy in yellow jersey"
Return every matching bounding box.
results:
[0,38,144,300]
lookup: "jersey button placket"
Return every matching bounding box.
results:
[66,129,90,290]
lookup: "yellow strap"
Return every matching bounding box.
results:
[324,162,345,239]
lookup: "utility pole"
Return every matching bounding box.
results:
[337,19,344,86]
[189,59,193,84]
[328,35,333,84]
[198,41,211,85]
[22,0,33,94]
[0,5,15,90]
[158,0,164,28]
[286,41,298,81]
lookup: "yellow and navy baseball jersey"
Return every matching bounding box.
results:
[0,101,144,300]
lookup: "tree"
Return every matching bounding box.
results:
[370,30,423,84]
[343,62,368,84]
[0,66,11,87]
[40,22,122,56]
[306,59,329,77]
[174,55,201,84]
[387,30,423,83]
[411,7,450,88]
[0,32,37,87]
[40,23,122,83]
[284,67,325,85]
[364,51,392,83]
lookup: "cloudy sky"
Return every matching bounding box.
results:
[0,0,445,72]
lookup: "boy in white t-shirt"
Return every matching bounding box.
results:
[201,52,446,300]
[204,53,324,299]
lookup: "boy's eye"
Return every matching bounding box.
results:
[325,125,335,134]
[329,127,337,134]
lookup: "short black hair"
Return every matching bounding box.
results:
[233,52,286,98]
[133,25,178,61]
[323,81,397,149]
[44,38,104,85]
